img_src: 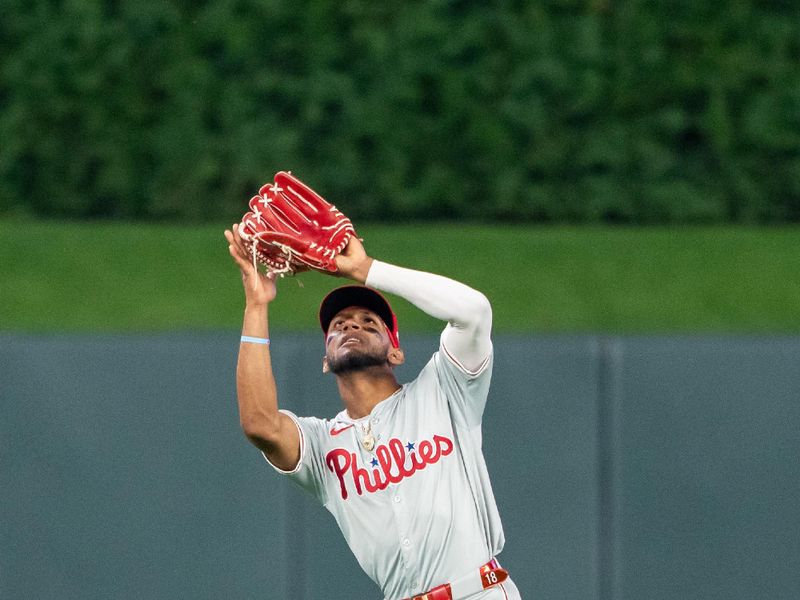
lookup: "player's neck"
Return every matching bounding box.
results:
[335,368,401,419]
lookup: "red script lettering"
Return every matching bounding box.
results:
[325,435,454,500]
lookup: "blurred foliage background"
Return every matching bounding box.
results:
[2,0,799,224]
[1,0,799,333]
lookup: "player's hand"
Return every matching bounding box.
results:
[225,224,277,306]
[334,236,374,283]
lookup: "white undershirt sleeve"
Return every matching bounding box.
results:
[365,260,492,373]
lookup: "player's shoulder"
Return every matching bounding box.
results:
[427,345,494,381]
[407,349,461,380]
[279,409,331,436]
[401,351,455,395]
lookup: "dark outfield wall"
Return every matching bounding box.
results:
[1,334,798,599]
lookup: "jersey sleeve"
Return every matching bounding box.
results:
[431,331,494,428]
[365,260,493,373]
[261,410,329,505]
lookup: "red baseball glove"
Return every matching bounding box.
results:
[238,171,356,274]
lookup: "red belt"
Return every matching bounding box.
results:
[403,558,509,600]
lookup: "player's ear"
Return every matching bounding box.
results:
[322,356,330,374]
[387,347,405,367]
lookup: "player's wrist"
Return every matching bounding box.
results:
[242,285,274,308]
[346,256,374,283]
[244,300,269,315]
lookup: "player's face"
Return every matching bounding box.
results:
[325,306,392,374]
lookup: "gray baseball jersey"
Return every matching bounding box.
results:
[265,339,515,599]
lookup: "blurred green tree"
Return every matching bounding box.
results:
[0,0,797,222]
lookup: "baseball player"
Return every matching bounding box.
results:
[224,225,521,600]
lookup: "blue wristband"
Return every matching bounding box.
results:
[241,335,270,345]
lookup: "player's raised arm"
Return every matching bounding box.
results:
[335,238,492,373]
[224,225,300,471]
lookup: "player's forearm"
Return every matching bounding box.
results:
[366,260,491,328]
[365,260,492,370]
[236,305,281,442]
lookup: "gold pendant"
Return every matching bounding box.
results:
[361,433,375,452]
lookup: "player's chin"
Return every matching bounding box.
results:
[327,350,388,375]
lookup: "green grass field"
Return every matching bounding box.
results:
[1,221,798,333]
